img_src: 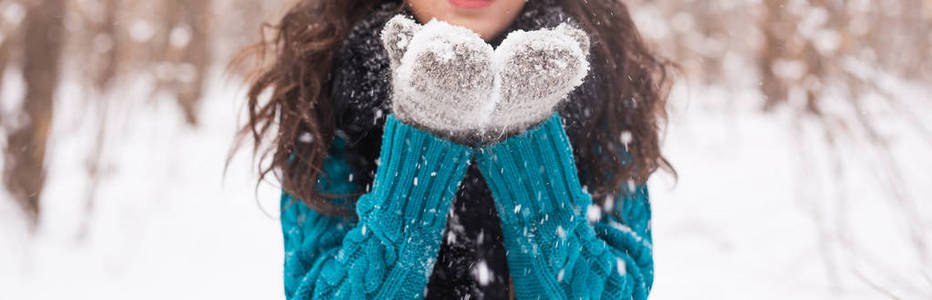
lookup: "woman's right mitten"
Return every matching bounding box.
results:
[380,15,496,142]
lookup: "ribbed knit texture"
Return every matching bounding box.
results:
[281,114,473,299]
[281,113,653,299]
[476,113,653,300]
[327,2,605,297]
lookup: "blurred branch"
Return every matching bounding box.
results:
[854,267,903,299]
[77,92,110,241]
[0,0,25,106]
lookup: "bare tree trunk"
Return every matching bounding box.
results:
[95,0,121,90]
[3,0,66,228]
[177,0,210,126]
[0,41,9,127]
[0,31,10,96]
[758,0,788,110]
[159,0,210,126]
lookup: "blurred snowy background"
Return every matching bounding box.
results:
[0,0,930,299]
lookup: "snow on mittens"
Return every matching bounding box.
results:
[379,15,590,144]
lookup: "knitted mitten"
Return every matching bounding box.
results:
[381,15,496,141]
[486,23,590,140]
[381,15,590,144]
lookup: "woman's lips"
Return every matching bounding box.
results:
[448,0,493,9]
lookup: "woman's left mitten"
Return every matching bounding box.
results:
[487,23,590,139]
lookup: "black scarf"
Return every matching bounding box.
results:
[329,1,602,298]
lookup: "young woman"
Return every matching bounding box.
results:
[239,0,672,299]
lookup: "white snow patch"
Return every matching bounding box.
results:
[298,132,314,143]
[616,257,626,276]
[472,260,493,286]
[586,204,602,223]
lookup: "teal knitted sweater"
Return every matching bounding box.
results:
[281,113,653,299]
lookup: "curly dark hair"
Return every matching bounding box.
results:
[234,0,674,215]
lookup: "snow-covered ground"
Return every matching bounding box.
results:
[650,81,932,299]
[1,69,930,299]
[0,71,283,299]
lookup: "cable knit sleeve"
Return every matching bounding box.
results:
[476,113,654,300]
[593,181,653,293]
[281,114,473,300]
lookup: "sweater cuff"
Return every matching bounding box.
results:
[477,113,605,299]
[476,112,591,236]
[354,114,473,243]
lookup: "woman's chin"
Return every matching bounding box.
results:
[409,0,525,41]
[435,17,496,40]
